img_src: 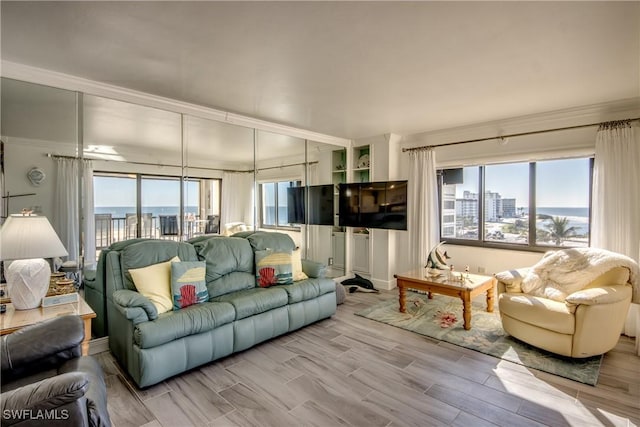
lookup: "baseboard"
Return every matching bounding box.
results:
[89,336,109,355]
[372,277,396,291]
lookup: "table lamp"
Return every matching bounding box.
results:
[0,214,68,310]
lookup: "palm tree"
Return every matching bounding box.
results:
[538,214,577,245]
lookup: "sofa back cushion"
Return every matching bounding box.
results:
[246,231,296,252]
[584,266,630,289]
[192,236,256,297]
[120,240,198,291]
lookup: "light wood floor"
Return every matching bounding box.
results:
[96,290,640,427]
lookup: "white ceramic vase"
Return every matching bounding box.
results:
[5,258,51,310]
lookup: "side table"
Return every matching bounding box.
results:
[0,296,96,355]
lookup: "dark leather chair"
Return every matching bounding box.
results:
[1,316,111,427]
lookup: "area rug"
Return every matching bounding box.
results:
[355,293,602,385]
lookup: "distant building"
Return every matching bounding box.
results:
[455,190,516,222]
[502,198,516,218]
[441,185,456,237]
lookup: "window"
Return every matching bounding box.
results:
[260,180,301,229]
[441,166,479,241]
[535,158,591,248]
[440,158,592,250]
[484,163,529,244]
[94,172,221,249]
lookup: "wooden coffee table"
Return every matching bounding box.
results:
[394,270,496,330]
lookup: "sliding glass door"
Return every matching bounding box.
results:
[93,174,137,248]
[141,176,181,240]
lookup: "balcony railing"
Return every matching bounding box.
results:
[95,215,213,253]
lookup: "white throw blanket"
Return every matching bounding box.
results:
[521,248,639,303]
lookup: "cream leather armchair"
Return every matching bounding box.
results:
[497,266,632,358]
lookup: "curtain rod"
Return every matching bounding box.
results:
[402,117,640,152]
[46,153,318,173]
[257,161,318,172]
[45,153,253,174]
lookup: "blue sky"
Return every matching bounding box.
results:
[456,158,590,208]
[94,176,199,207]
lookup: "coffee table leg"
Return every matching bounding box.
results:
[462,294,471,330]
[486,285,494,313]
[399,285,406,313]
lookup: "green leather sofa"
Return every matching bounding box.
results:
[104,232,337,388]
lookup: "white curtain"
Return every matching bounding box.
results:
[54,158,80,262]
[408,148,440,270]
[592,121,640,354]
[221,171,255,228]
[54,158,95,267]
[83,160,95,267]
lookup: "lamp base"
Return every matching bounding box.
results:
[5,258,51,310]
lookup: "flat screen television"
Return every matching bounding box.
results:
[287,184,334,226]
[339,180,408,230]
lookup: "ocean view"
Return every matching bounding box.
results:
[536,207,589,218]
[536,207,589,234]
[95,206,200,218]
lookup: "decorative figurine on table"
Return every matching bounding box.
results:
[425,242,451,270]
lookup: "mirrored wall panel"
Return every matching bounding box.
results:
[84,95,182,249]
[305,140,345,278]
[1,77,349,278]
[255,130,306,248]
[1,78,78,219]
[183,115,254,237]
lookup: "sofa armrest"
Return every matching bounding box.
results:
[495,268,530,293]
[1,372,88,426]
[59,357,111,427]
[302,259,327,278]
[566,285,632,306]
[1,316,83,380]
[112,289,158,322]
[82,267,97,284]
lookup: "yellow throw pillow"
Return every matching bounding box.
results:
[292,248,308,282]
[129,256,180,314]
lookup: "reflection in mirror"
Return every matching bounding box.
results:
[84,95,182,259]
[183,115,254,237]
[255,130,305,248]
[0,77,82,263]
[306,141,345,278]
[1,78,77,214]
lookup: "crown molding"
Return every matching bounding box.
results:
[401,97,640,147]
[1,61,351,148]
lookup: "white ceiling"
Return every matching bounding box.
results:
[1,1,639,140]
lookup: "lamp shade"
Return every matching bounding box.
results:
[0,214,68,260]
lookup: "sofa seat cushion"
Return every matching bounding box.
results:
[133,301,235,349]
[211,287,288,320]
[499,293,574,334]
[274,278,336,304]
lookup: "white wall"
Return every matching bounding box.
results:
[3,141,58,217]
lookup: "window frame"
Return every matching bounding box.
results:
[258,179,302,231]
[438,157,593,252]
